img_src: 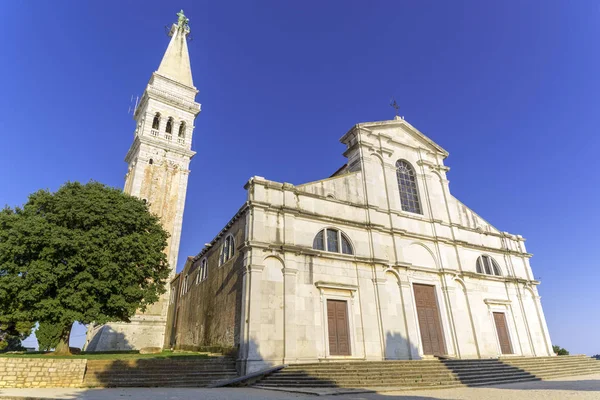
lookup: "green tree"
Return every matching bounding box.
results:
[36,322,63,352]
[0,182,169,355]
[0,320,34,352]
[552,345,569,356]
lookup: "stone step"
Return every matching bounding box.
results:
[502,365,600,375]
[283,362,498,371]
[264,371,535,384]
[272,363,600,380]
[259,374,541,389]
[280,363,518,373]
[86,360,235,366]
[501,355,589,361]
[84,375,237,387]
[269,367,527,380]
[501,358,598,365]
[85,366,237,373]
[253,357,599,390]
[503,361,599,368]
[85,369,236,378]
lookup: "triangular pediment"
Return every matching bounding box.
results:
[343,117,449,158]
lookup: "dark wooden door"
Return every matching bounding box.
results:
[493,312,513,354]
[327,300,351,356]
[413,284,446,355]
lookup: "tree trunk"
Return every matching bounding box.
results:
[53,324,72,355]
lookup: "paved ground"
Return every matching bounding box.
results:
[0,373,599,399]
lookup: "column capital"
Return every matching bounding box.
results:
[282,268,298,276]
[247,264,264,273]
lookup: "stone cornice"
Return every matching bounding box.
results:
[247,178,524,242]
[315,281,358,292]
[191,202,250,262]
[248,201,531,258]
[146,85,201,116]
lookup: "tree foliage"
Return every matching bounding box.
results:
[36,322,64,352]
[0,181,170,354]
[0,320,34,352]
[552,345,569,356]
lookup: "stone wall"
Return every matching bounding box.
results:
[0,358,87,388]
[167,211,247,351]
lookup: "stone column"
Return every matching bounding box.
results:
[399,280,421,359]
[283,265,298,363]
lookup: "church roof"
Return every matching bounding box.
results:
[156,11,194,88]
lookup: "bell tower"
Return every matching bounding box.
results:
[86,10,200,351]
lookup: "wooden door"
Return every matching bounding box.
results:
[493,312,513,354]
[413,284,446,355]
[327,300,351,356]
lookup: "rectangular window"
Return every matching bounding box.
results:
[483,257,492,275]
[327,229,339,253]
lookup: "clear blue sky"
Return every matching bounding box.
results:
[1,1,598,355]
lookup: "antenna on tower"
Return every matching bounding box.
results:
[128,95,139,116]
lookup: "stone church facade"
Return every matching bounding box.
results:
[166,115,554,373]
[84,12,554,371]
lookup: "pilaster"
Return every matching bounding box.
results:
[283,264,298,363]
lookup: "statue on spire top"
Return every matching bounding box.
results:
[176,10,189,30]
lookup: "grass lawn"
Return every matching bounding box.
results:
[0,350,213,360]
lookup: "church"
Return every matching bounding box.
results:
[86,12,554,374]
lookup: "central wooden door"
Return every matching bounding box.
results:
[327,300,351,356]
[493,312,513,354]
[413,284,446,355]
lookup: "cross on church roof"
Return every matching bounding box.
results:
[390,97,403,120]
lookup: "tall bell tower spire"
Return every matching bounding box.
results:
[85,10,201,351]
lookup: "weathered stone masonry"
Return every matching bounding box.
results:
[0,358,86,388]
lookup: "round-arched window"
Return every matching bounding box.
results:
[396,160,422,214]
[313,228,353,255]
[476,255,502,276]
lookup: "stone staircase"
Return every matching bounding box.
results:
[254,355,600,390]
[500,355,600,380]
[83,356,237,387]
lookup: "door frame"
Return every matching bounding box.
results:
[316,282,359,359]
[409,277,452,357]
[492,311,514,355]
[485,302,519,357]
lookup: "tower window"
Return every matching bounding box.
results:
[178,122,186,138]
[152,113,161,130]
[149,158,153,165]
[165,117,173,134]
[396,160,422,214]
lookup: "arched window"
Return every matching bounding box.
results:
[152,113,161,129]
[200,258,208,281]
[476,255,502,276]
[313,228,353,255]
[219,235,235,266]
[165,117,173,134]
[178,122,186,138]
[396,160,422,214]
[182,274,189,295]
